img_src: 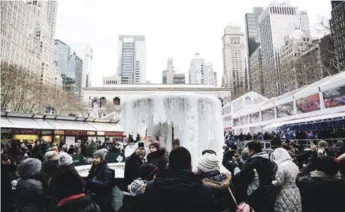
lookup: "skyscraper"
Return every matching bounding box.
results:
[245,7,264,57]
[258,2,310,97]
[222,25,248,97]
[72,43,93,87]
[189,53,204,84]
[29,0,59,86]
[0,0,61,87]
[188,53,216,85]
[162,58,176,84]
[55,39,83,99]
[330,0,345,71]
[118,35,146,84]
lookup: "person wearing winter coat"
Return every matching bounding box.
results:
[49,152,85,211]
[15,158,46,212]
[296,156,345,212]
[197,153,234,212]
[141,147,217,212]
[85,148,115,212]
[147,142,168,170]
[233,141,276,212]
[124,142,146,189]
[270,148,301,212]
[122,163,159,212]
[2,156,17,212]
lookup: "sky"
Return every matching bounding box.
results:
[55,0,332,86]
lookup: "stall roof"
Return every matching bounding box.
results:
[0,116,124,132]
[88,122,124,132]
[46,120,96,131]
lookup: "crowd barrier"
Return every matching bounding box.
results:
[76,162,125,178]
[238,138,345,150]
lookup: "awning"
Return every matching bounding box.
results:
[47,120,96,131]
[0,117,14,128]
[6,118,53,129]
[88,122,124,132]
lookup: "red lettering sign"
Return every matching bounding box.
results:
[104,132,123,136]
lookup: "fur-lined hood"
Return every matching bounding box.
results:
[202,174,231,189]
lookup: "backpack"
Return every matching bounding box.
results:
[228,187,254,212]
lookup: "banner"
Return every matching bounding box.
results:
[276,102,294,118]
[323,85,345,108]
[296,94,320,113]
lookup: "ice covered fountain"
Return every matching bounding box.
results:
[121,92,224,167]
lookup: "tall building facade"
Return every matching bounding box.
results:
[173,73,186,84]
[245,7,264,57]
[162,58,176,84]
[280,30,311,93]
[222,25,248,98]
[189,53,204,84]
[0,1,40,76]
[189,53,216,85]
[118,35,146,84]
[259,2,310,97]
[0,0,61,87]
[29,0,60,86]
[330,0,345,71]
[250,47,264,95]
[72,44,93,87]
[55,39,83,99]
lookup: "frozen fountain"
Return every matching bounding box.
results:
[121,92,224,167]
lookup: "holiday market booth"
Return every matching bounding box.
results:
[222,71,345,134]
[0,112,124,145]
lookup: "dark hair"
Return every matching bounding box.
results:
[247,141,262,153]
[169,147,191,170]
[172,139,180,146]
[316,156,340,175]
[271,137,282,148]
[202,149,216,156]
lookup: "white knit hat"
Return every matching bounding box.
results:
[197,153,220,173]
[58,152,73,166]
[44,151,59,161]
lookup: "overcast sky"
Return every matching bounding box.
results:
[55,0,332,86]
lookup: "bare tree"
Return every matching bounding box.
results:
[1,61,88,116]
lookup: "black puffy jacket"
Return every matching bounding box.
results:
[86,161,115,211]
[16,158,46,212]
[147,149,168,170]
[141,169,218,212]
[296,170,345,212]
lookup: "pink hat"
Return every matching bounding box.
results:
[149,142,160,150]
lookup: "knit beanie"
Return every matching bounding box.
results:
[318,140,328,148]
[58,152,73,166]
[93,148,108,158]
[197,153,220,173]
[128,179,146,196]
[149,142,160,150]
[140,163,158,181]
[45,151,59,161]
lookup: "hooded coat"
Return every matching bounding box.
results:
[15,158,46,212]
[201,171,235,212]
[271,148,301,212]
[142,169,217,212]
[233,152,276,212]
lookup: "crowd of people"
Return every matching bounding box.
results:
[2,135,345,212]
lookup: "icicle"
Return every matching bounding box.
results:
[120,93,224,167]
